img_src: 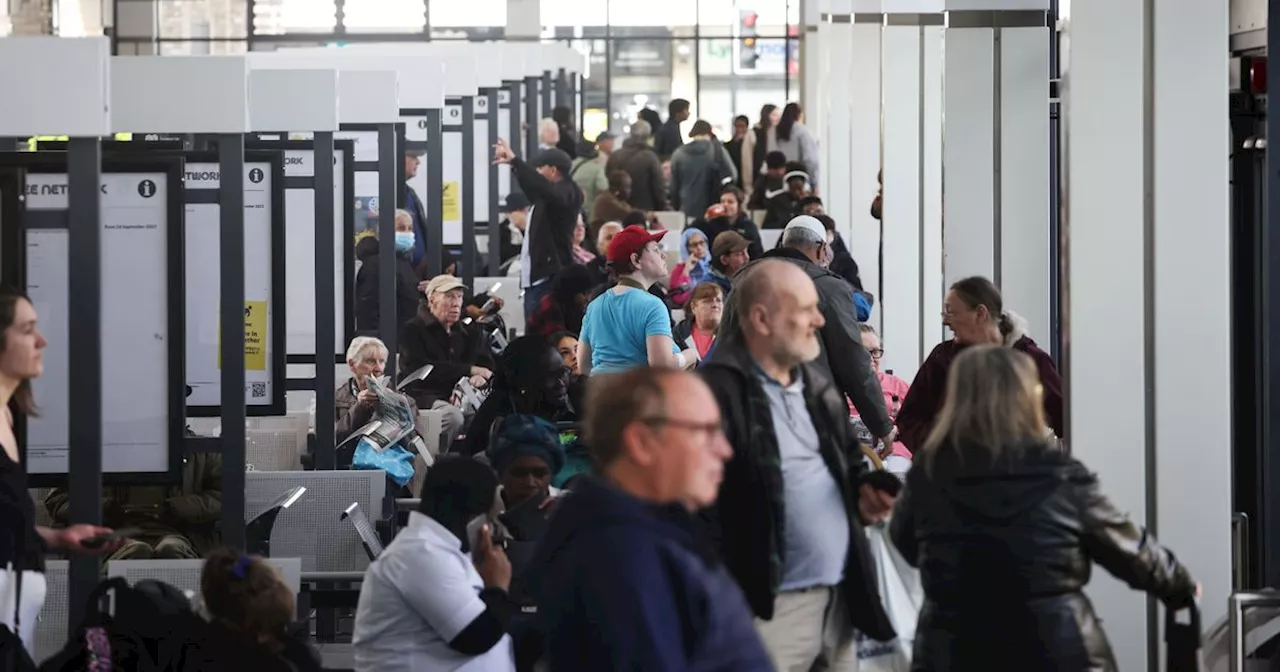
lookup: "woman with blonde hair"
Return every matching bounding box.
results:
[889,346,1198,671]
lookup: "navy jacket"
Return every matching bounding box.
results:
[527,478,773,672]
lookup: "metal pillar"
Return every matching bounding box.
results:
[313,132,336,470]
[66,137,103,628]
[377,124,398,363]
[218,134,247,550]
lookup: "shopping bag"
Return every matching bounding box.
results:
[348,376,428,487]
[855,522,923,672]
[1166,602,1203,672]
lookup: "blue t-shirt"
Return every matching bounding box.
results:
[580,287,677,375]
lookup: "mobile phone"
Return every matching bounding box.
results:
[863,470,904,497]
[80,527,144,549]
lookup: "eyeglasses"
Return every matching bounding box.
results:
[868,348,884,360]
[507,466,550,479]
[639,417,725,439]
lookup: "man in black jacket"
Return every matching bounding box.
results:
[605,121,668,212]
[718,215,895,451]
[492,139,584,322]
[398,274,496,409]
[654,98,690,159]
[700,260,897,670]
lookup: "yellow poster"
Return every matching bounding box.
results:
[217,300,268,371]
[442,181,460,222]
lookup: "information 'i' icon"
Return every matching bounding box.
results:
[137,180,157,198]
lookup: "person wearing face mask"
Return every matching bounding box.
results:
[895,276,1064,453]
[459,336,574,457]
[353,456,516,672]
[718,215,896,457]
[354,209,424,333]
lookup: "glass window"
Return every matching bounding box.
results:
[252,0,337,35]
[428,0,505,27]
[343,0,425,33]
[158,39,249,55]
[607,0,695,31]
[698,35,790,139]
[699,0,791,37]
[541,0,607,30]
[157,0,249,39]
[609,38,697,136]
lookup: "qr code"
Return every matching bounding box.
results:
[250,382,267,399]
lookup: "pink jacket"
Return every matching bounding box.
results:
[851,370,913,459]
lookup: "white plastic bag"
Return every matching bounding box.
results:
[855,521,923,672]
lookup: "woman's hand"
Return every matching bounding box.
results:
[356,388,378,407]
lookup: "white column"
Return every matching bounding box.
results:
[1150,0,1230,647]
[846,2,883,322]
[1068,0,1230,667]
[823,0,855,259]
[879,14,943,379]
[801,0,827,174]
[506,0,541,39]
[941,5,1050,345]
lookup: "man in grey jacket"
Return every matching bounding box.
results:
[717,215,895,449]
[670,120,739,220]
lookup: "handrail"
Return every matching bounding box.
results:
[301,571,366,582]
[1229,590,1280,670]
[395,498,420,511]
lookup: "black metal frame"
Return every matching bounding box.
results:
[483,87,502,277]
[0,169,23,288]
[0,153,187,488]
[181,149,288,417]
[246,139,358,370]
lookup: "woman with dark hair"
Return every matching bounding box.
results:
[891,346,1197,671]
[637,108,664,143]
[459,336,574,456]
[715,185,764,259]
[353,456,516,670]
[193,548,322,671]
[546,331,587,413]
[770,102,820,188]
[895,276,1064,452]
[0,289,121,656]
[527,265,596,338]
[741,103,779,197]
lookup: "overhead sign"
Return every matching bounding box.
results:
[21,170,177,477]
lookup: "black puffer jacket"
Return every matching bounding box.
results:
[890,442,1197,671]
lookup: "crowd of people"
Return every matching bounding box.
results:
[0,100,1202,672]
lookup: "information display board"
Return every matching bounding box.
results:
[0,156,186,485]
[497,88,513,203]
[473,93,492,223]
[182,152,287,416]
[440,99,467,246]
[246,140,356,366]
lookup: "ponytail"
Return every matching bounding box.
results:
[998,312,1013,342]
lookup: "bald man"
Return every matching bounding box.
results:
[699,260,898,671]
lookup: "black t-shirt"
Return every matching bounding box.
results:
[0,448,44,572]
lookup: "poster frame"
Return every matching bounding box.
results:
[0,155,187,487]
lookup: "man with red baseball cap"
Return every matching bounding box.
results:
[578,226,697,376]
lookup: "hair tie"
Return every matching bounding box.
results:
[230,554,252,579]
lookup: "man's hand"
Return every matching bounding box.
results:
[469,374,489,389]
[470,366,493,380]
[876,428,899,457]
[492,138,516,165]
[356,388,378,407]
[858,482,896,525]
[474,524,512,591]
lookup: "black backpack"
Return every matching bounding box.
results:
[40,577,206,672]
